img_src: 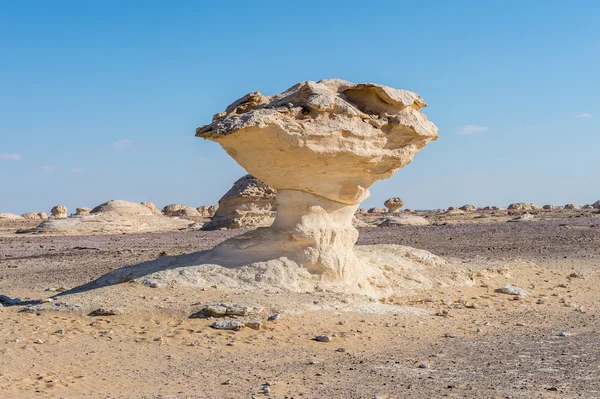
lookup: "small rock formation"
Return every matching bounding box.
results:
[170,207,201,218]
[542,204,555,210]
[76,207,91,216]
[141,201,162,215]
[0,213,24,220]
[51,205,67,218]
[206,175,277,230]
[30,200,192,234]
[162,204,187,216]
[529,203,541,210]
[459,204,476,212]
[593,200,600,209]
[507,203,531,211]
[508,213,534,222]
[21,212,47,220]
[583,204,594,209]
[195,79,438,283]
[368,207,387,214]
[378,215,430,227]
[197,205,219,217]
[564,204,580,210]
[384,197,404,213]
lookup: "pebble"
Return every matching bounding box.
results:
[558,331,571,337]
[515,322,526,327]
[315,335,333,342]
[498,283,526,297]
[40,298,53,303]
[245,321,263,330]
[418,363,430,369]
[88,307,122,316]
[336,348,345,353]
[35,339,44,344]
[444,333,457,338]
[54,329,65,335]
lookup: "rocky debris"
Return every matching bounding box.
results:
[245,321,263,330]
[205,175,277,230]
[76,207,91,216]
[459,204,476,212]
[508,213,534,222]
[315,335,333,342]
[30,200,192,235]
[564,204,580,210]
[543,204,555,210]
[210,320,244,331]
[498,283,526,297]
[267,313,281,321]
[89,307,122,316]
[0,213,24,220]
[162,204,187,216]
[191,304,261,318]
[378,215,430,227]
[141,201,162,215]
[21,212,46,220]
[558,331,571,337]
[368,208,387,214]
[384,197,404,213]
[508,203,532,211]
[51,205,68,218]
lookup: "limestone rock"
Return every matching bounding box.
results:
[459,204,476,212]
[384,197,404,213]
[583,204,594,209]
[508,213,534,222]
[593,200,600,209]
[0,213,24,220]
[21,212,45,220]
[368,207,387,214]
[543,204,555,210]
[197,205,219,217]
[194,79,438,282]
[170,207,201,218]
[378,215,430,227]
[529,203,541,210]
[76,207,91,216]
[162,204,187,216]
[205,175,277,230]
[141,201,162,216]
[507,203,531,211]
[51,205,67,218]
[31,200,192,235]
[564,204,580,210]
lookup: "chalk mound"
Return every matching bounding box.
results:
[378,215,430,227]
[205,174,277,230]
[0,213,24,220]
[86,244,472,298]
[31,200,192,234]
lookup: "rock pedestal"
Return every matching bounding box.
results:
[196,79,438,282]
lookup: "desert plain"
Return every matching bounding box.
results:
[1,206,599,399]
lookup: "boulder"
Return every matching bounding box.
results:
[593,200,600,209]
[51,205,67,218]
[459,204,476,212]
[21,212,45,220]
[508,203,531,211]
[170,207,201,218]
[542,204,555,210]
[529,203,541,210]
[76,207,91,216]
[205,174,277,230]
[368,207,387,214]
[196,79,438,280]
[564,204,580,210]
[378,215,430,227]
[583,204,594,209]
[197,205,219,217]
[384,197,404,213]
[162,204,187,216]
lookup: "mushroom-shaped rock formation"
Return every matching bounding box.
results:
[195,79,438,282]
[51,205,68,218]
[384,197,404,213]
[205,175,277,230]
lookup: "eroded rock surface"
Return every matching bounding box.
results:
[205,175,277,230]
[384,197,404,213]
[51,205,67,218]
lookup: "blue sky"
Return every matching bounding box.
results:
[1,1,598,214]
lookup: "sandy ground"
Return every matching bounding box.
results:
[1,212,600,398]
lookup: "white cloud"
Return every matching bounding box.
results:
[113,139,134,150]
[0,153,21,161]
[574,113,592,118]
[40,165,55,172]
[71,167,84,173]
[455,125,489,135]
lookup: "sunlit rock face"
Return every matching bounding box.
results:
[196,79,438,281]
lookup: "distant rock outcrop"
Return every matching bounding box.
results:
[368,207,386,214]
[459,204,476,212]
[162,204,186,216]
[51,205,67,218]
[384,198,404,213]
[378,215,430,227]
[507,203,531,211]
[0,213,24,220]
[593,200,600,209]
[21,212,47,220]
[564,204,580,210]
[205,175,277,230]
[76,207,91,216]
[141,202,162,215]
[542,204,555,210]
